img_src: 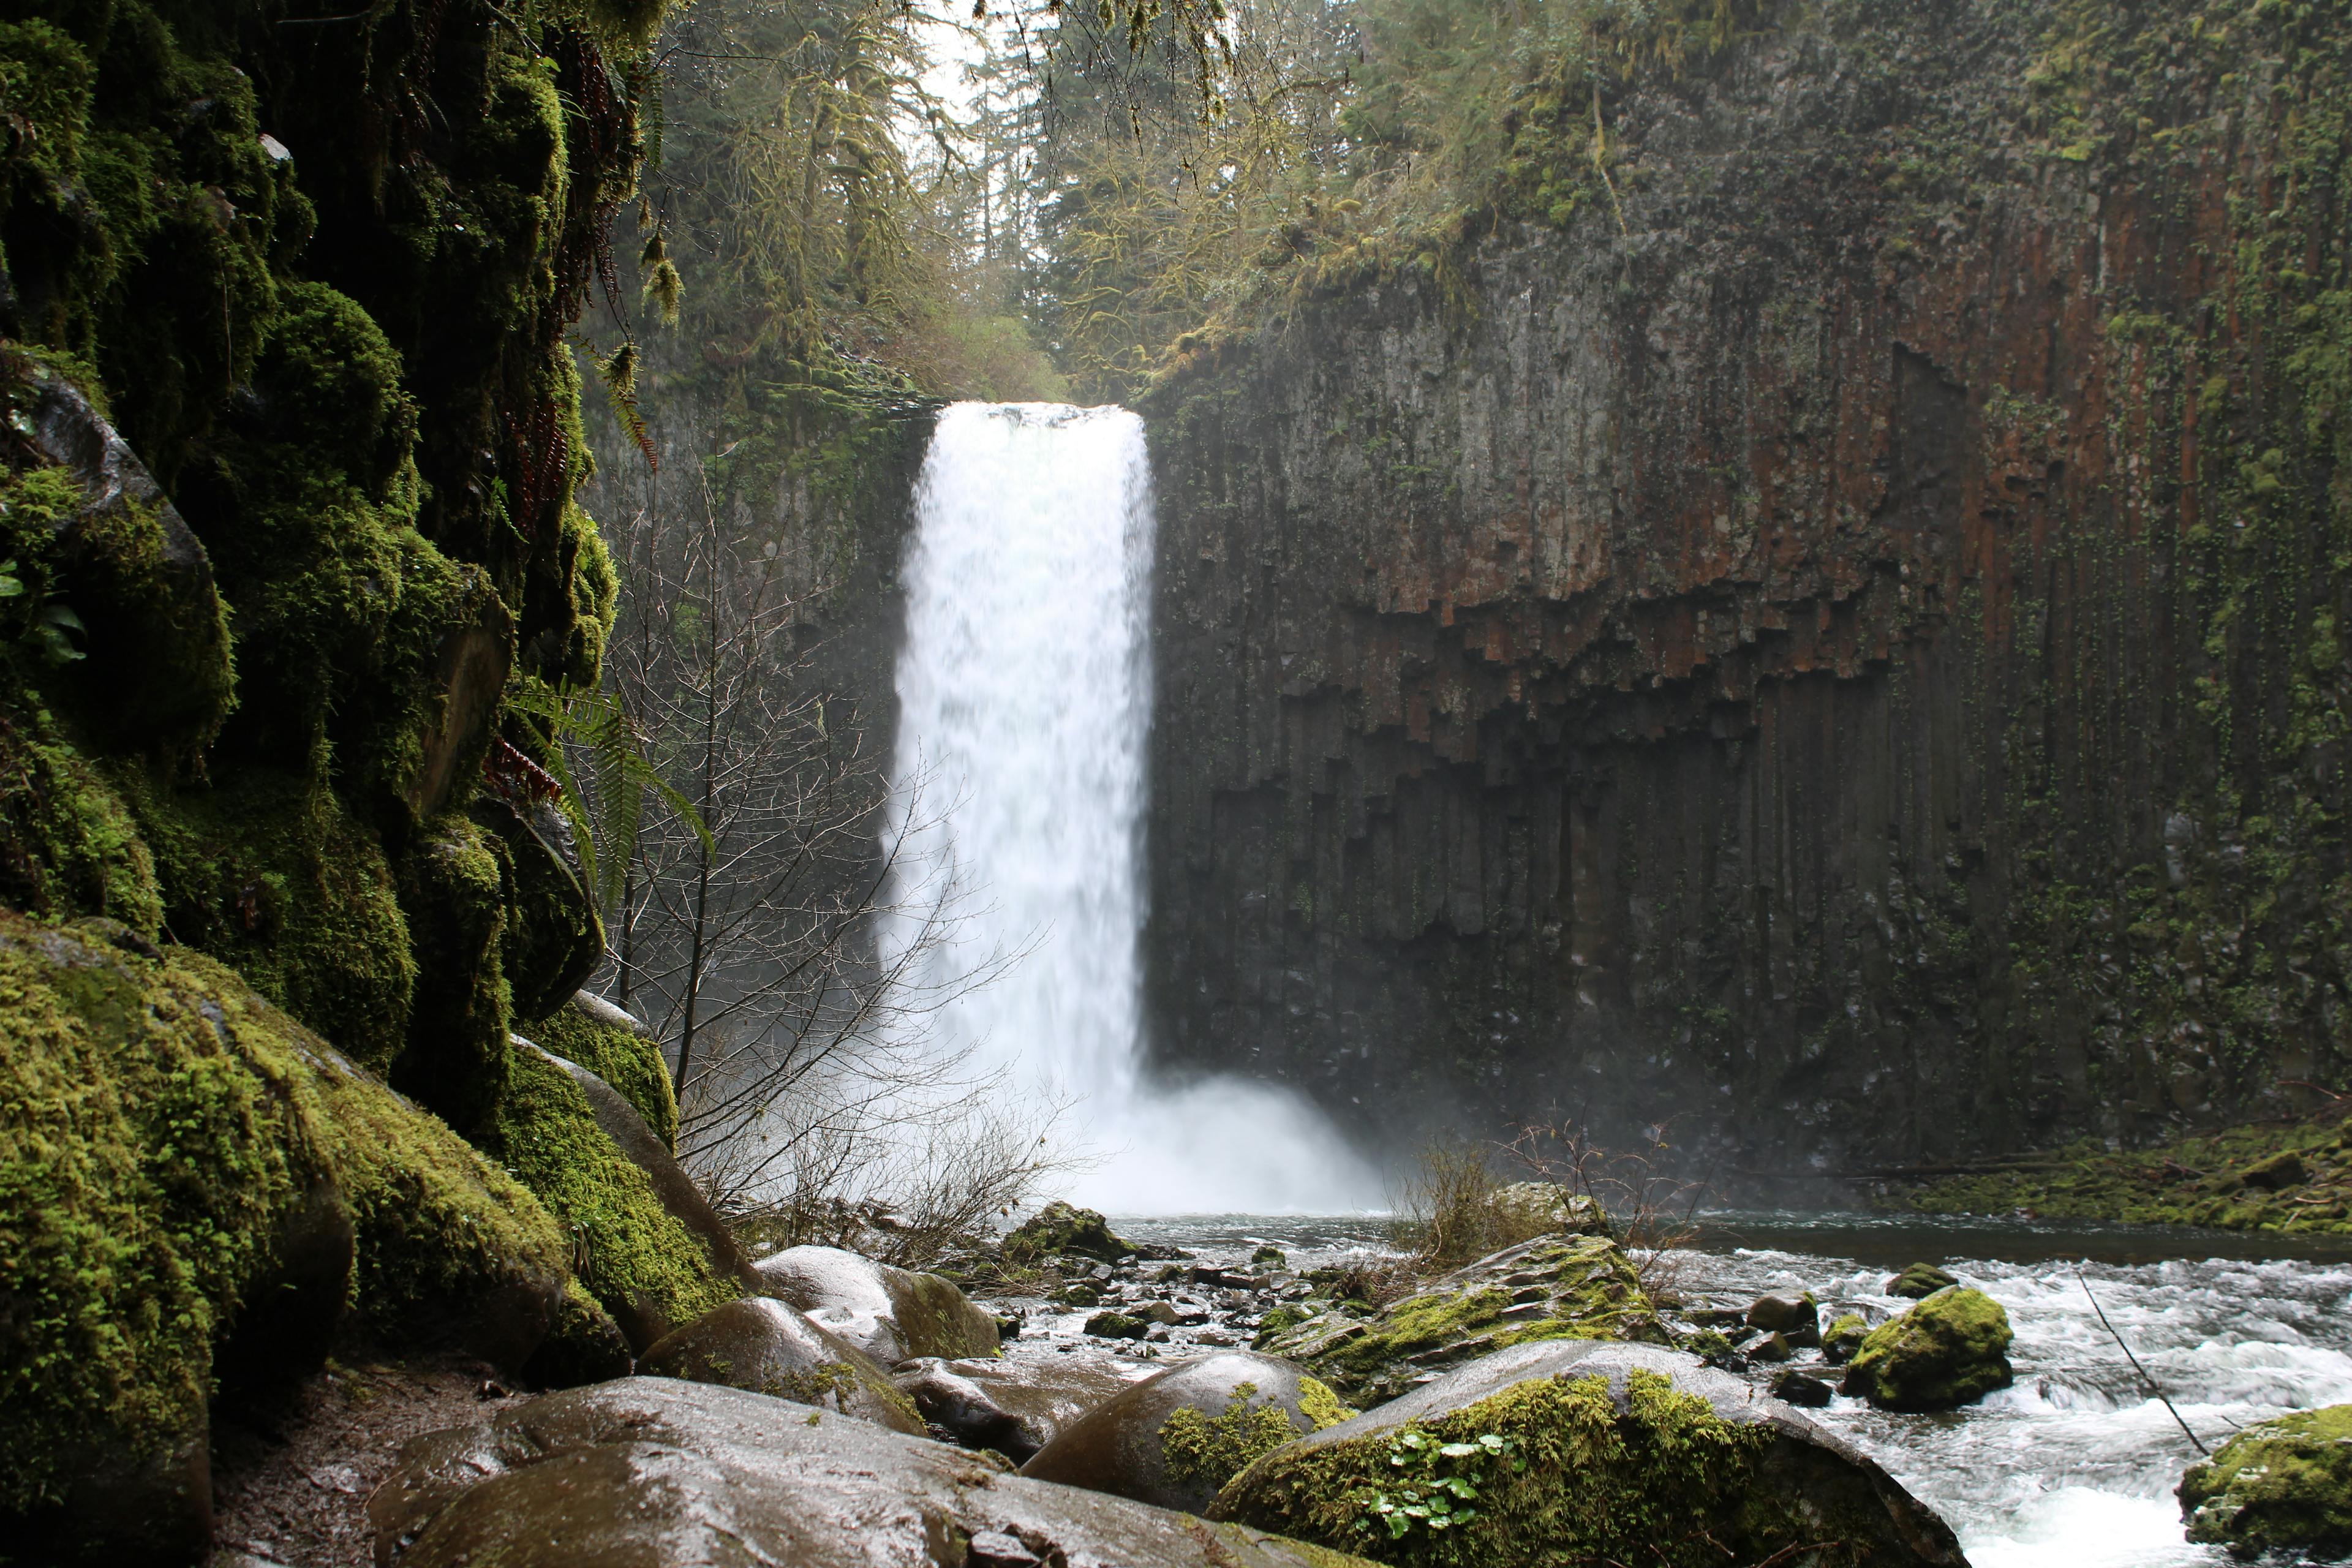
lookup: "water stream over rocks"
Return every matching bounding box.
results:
[1041,1214,2352,1568]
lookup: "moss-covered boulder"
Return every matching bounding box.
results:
[1823,1311,1871,1365]
[1020,1352,1357,1515]
[1007,1198,1136,1263]
[1887,1262,1959,1299]
[755,1244,1001,1363]
[2179,1404,2352,1559]
[0,911,579,1565]
[368,1377,1382,1568]
[1484,1182,1610,1238]
[1842,1288,2015,1412]
[530,989,676,1146]
[1210,1341,1966,1567]
[636,1297,925,1434]
[496,1042,750,1352]
[1256,1234,1665,1404]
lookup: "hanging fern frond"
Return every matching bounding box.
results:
[508,677,710,913]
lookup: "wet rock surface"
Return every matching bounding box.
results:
[895,1355,1145,1462]
[756,1243,1001,1362]
[1020,1351,1355,1515]
[369,1376,1381,1568]
[636,1297,925,1434]
[2180,1403,2352,1559]
[1888,1263,1961,1300]
[1210,1340,1968,1568]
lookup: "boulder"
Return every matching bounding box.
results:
[1211,1341,1967,1568]
[638,1297,926,1434]
[1485,1180,1611,1237]
[529,990,677,1147]
[1823,1311,1871,1365]
[895,1354,1144,1461]
[1251,1245,1289,1268]
[1256,1234,1665,1404]
[1842,1287,2014,1412]
[1887,1262,1959,1299]
[2180,1403,2352,1559]
[1746,1294,1819,1341]
[368,1376,1380,1568]
[756,1243,1001,1362]
[1771,1368,1836,1408]
[1006,1200,1136,1264]
[1020,1352,1358,1513]
[1087,1310,1150,1340]
[2238,1148,2309,1191]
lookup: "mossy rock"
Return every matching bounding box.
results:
[1842,1288,2014,1412]
[2180,1404,2352,1559]
[1020,1352,1357,1515]
[492,1044,742,1353]
[529,989,676,1147]
[0,910,577,1559]
[754,1244,1000,1363]
[1257,1234,1666,1405]
[1006,1199,1135,1263]
[1822,1311,1871,1365]
[1887,1262,1958,1299]
[1210,1341,1966,1567]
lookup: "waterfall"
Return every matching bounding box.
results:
[879,402,1377,1214]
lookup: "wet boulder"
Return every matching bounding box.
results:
[1887,1262,1959,1299]
[2180,1403,2352,1559]
[1485,1180,1611,1237]
[1006,1199,1136,1264]
[1770,1368,1836,1408]
[1020,1352,1357,1514]
[1087,1310,1150,1340]
[895,1354,1144,1461]
[1256,1234,1664,1404]
[368,1376,1379,1568]
[756,1243,1001,1362]
[638,1297,925,1434]
[1211,1340,1967,1568]
[1842,1287,2014,1412]
[1746,1293,1819,1343]
[1823,1311,1872,1365]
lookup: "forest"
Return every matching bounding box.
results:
[6,0,2352,1564]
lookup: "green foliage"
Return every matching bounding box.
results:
[531,999,680,1147]
[1160,1379,1351,1494]
[1359,1428,1520,1541]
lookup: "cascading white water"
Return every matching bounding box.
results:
[880,402,1377,1213]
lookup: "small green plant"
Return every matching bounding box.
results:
[1359,1427,1521,1541]
[0,559,84,664]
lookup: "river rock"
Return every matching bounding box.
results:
[1020,1352,1357,1514]
[1006,1200,1136,1264]
[2180,1403,2352,1559]
[1211,1340,1967,1567]
[1255,1233,1664,1403]
[637,1297,924,1434]
[1823,1310,1871,1365]
[368,1376,1379,1568]
[1771,1368,1836,1408]
[756,1243,1001,1362]
[1887,1262,1959,1299]
[1842,1287,2014,1411]
[1486,1180,1610,1237]
[1746,1293,1819,1340]
[1087,1310,1150,1340]
[895,1354,1144,1461]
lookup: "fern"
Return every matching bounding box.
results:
[507,678,709,911]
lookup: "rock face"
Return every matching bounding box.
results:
[1843,1288,2015,1412]
[368,1377,1381,1568]
[1211,1340,1967,1568]
[2180,1403,2352,1559]
[895,1355,1145,1462]
[1020,1352,1356,1515]
[637,1297,925,1434]
[1137,0,2352,1171]
[1256,1234,1663,1404]
[757,1243,1003,1363]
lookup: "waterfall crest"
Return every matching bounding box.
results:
[881,402,1377,1213]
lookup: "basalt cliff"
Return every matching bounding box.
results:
[1139,0,2352,1180]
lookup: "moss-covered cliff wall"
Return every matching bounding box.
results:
[1142,0,2352,1177]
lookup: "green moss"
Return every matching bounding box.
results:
[1821,1313,1868,1366]
[2180,1404,2352,1559]
[1005,1199,1134,1263]
[1896,1119,2352,1235]
[0,910,570,1517]
[394,814,513,1130]
[491,1046,737,1342]
[1162,1382,1321,1494]
[1215,1370,1802,1568]
[1298,1376,1356,1431]
[0,690,161,938]
[530,1001,677,1147]
[1842,1288,2014,1412]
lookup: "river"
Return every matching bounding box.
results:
[1112,1213,2352,1568]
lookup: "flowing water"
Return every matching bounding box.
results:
[883,403,1376,1213]
[1117,1213,2352,1568]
